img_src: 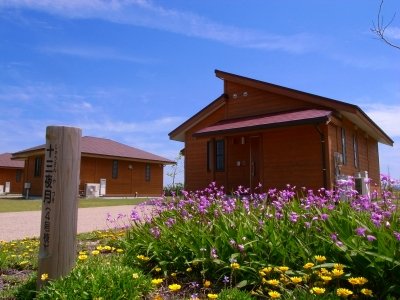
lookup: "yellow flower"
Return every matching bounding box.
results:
[104,245,112,251]
[311,287,326,295]
[186,267,192,272]
[268,291,281,298]
[19,260,29,266]
[137,254,150,261]
[91,250,100,255]
[356,277,368,285]
[168,283,181,292]
[79,251,86,255]
[40,273,49,281]
[290,276,303,284]
[266,279,280,286]
[203,280,211,288]
[319,268,330,275]
[78,254,88,260]
[155,267,162,272]
[361,288,373,296]
[331,268,344,277]
[277,266,289,273]
[259,270,266,277]
[96,245,104,251]
[320,275,332,282]
[151,278,163,285]
[132,273,139,279]
[314,255,326,263]
[333,263,344,270]
[230,262,240,269]
[171,272,177,277]
[262,266,273,273]
[303,262,314,269]
[336,288,353,297]
[116,249,124,253]
[207,294,218,299]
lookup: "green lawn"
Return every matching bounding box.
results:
[0,197,148,213]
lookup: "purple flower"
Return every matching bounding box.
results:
[130,210,140,221]
[320,213,329,221]
[150,226,161,239]
[366,235,377,242]
[394,231,400,241]
[211,248,218,259]
[355,227,367,237]
[289,212,299,223]
[223,275,230,284]
[238,244,245,252]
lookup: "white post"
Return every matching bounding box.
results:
[37,126,81,288]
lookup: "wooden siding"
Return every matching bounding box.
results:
[263,125,324,191]
[184,106,227,191]
[224,82,315,119]
[22,155,163,197]
[327,119,380,187]
[0,168,24,194]
[80,157,164,196]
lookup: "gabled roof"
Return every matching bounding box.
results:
[170,70,393,146]
[0,153,24,168]
[194,109,332,137]
[12,136,174,164]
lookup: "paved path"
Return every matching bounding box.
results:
[0,205,154,242]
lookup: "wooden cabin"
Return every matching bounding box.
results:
[0,153,24,194]
[169,70,393,193]
[12,136,173,197]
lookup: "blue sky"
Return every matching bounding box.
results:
[1,0,399,185]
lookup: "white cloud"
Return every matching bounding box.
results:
[386,27,400,40]
[0,0,316,54]
[38,45,155,63]
[363,104,400,137]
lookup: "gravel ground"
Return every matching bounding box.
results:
[0,205,154,242]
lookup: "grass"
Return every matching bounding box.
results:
[0,197,148,213]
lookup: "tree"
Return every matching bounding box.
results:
[166,152,183,188]
[371,0,400,50]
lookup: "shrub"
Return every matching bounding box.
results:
[36,256,154,300]
[123,182,400,298]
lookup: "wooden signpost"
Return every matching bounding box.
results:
[37,126,81,288]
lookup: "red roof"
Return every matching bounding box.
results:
[194,109,332,136]
[12,136,173,164]
[0,153,24,168]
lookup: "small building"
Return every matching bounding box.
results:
[0,153,24,194]
[12,136,173,197]
[169,70,393,193]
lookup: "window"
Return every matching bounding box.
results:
[341,128,347,165]
[34,156,42,177]
[112,160,118,179]
[353,134,359,168]
[207,140,213,171]
[145,164,151,181]
[16,169,22,182]
[215,139,225,171]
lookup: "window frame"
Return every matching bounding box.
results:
[112,160,118,179]
[34,156,42,177]
[215,139,225,172]
[145,164,151,181]
[341,128,347,165]
[353,134,359,169]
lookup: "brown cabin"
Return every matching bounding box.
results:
[12,136,173,197]
[0,153,24,194]
[169,70,394,193]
